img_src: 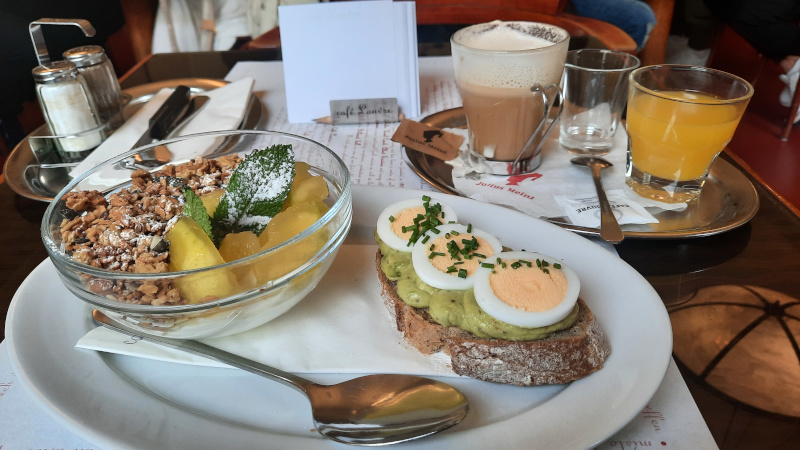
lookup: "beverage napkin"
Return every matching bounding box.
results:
[69,77,255,190]
[445,128,687,227]
[76,245,455,376]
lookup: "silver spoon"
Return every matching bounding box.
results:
[92,310,469,446]
[570,156,625,243]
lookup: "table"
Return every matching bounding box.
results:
[2,51,799,448]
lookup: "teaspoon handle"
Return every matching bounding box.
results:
[92,309,315,395]
[590,165,625,244]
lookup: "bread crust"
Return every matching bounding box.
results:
[377,250,611,386]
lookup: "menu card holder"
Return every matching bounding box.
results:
[279,1,420,123]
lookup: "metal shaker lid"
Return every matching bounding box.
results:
[63,45,108,67]
[32,60,78,83]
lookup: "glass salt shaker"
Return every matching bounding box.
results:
[63,45,124,130]
[33,60,106,162]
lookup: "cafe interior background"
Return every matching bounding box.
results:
[1,0,799,448]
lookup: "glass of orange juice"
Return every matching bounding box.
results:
[625,65,753,203]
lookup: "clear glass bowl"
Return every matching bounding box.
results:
[41,130,352,339]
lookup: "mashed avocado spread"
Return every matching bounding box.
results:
[378,235,578,341]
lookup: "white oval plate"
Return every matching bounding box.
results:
[7,185,671,449]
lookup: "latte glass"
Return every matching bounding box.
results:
[451,21,569,175]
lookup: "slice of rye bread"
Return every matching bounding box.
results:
[377,250,611,386]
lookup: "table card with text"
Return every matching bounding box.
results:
[278,0,420,123]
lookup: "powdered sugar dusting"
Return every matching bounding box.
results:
[225,156,294,225]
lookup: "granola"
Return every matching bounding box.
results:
[59,155,241,305]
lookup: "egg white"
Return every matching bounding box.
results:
[473,251,580,328]
[411,224,503,290]
[376,198,458,252]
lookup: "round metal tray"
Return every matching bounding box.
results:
[404,107,760,239]
[4,78,266,202]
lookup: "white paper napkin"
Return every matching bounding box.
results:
[446,128,687,226]
[69,77,255,188]
[76,245,455,376]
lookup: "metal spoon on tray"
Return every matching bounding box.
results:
[92,310,469,446]
[570,156,625,243]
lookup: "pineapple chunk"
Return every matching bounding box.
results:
[254,201,329,282]
[294,161,313,183]
[285,175,329,207]
[259,201,328,248]
[200,189,225,218]
[219,231,261,262]
[166,217,240,303]
[219,230,262,290]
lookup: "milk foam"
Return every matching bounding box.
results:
[458,21,555,51]
[452,21,569,88]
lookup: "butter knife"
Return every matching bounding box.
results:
[133,85,193,150]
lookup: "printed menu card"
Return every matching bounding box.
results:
[278,0,420,123]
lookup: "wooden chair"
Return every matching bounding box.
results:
[639,0,675,66]
[412,0,636,54]
[707,25,799,141]
[246,0,638,54]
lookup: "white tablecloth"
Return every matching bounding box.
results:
[0,56,718,449]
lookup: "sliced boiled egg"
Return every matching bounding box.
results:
[411,224,503,290]
[473,251,580,328]
[376,197,458,252]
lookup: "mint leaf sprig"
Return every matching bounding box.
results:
[181,186,213,241]
[211,144,295,237]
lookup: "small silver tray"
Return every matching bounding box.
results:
[404,107,760,239]
[4,78,266,202]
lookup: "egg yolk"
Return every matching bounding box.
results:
[390,206,427,240]
[428,233,494,277]
[489,260,567,311]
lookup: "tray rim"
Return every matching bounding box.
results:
[404,107,760,240]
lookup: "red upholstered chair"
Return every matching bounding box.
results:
[246,0,637,54]
[402,0,636,53]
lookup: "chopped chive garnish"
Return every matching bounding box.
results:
[457,269,467,278]
[421,235,430,244]
[389,215,395,222]
[429,243,435,251]
[450,230,460,236]
[481,263,494,268]
[554,263,562,269]
[467,223,472,232]
[446,265,457,273]
[511,261,521,269]
[431,228,441,234]
[429,251,445,259]
[422,195,431,202]
[473,253,486,259]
